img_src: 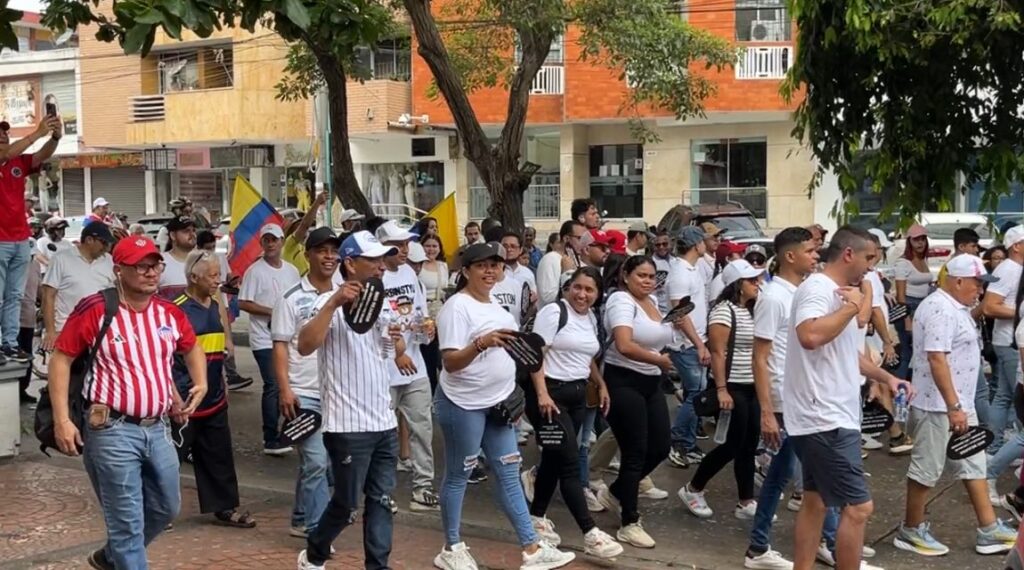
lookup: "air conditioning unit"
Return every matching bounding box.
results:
[242,146,273,167]
[750,20,786,42]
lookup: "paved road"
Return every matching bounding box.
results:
[4,346,1017,569]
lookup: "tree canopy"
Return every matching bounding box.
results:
[785,0,1024,225]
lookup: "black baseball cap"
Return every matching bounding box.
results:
[81,221,114,243]
[460,242,504,266]
[305,226,341,250]
[166,216,195,232]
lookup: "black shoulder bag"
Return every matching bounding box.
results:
[693,303,736,418]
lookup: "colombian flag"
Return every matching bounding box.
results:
[228,175,284,277]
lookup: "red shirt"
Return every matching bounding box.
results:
[56,292,197,418]
[0,155,36,242]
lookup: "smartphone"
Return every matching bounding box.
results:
[45,102,57,117]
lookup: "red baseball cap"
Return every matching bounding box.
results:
[606,230,627,254]
[581,229,613,249]
[113,236,163,265]
[716,240,746,262]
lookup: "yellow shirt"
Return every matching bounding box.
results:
[283,234,308,276]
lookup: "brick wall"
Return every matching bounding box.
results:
[79,7,140,148]
[347,80,411,134]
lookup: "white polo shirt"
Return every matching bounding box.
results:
[506,263,538,295]
[666,257,707,349]
[312,289,398,433]
[271,276,324,399]
[911,289,980,413]
[41,247,115,331]
[753,276,798,411]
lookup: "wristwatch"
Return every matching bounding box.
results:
[948,402,963,412]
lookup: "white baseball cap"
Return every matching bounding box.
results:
[339,209,365,223]
[721,259,766,288]
[945,254,997,283]
[1005,225,1024,248]
[93,197,109,208]
[407,241,428,263]
[341,230,398,259]
[867,228,893,249]
[259,223,284,239]
[375,220,418,243]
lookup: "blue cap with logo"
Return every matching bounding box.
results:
[340,231,397,259]
[677,225,706,248]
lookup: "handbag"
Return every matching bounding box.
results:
[693,303,736,418]
[488,384,526,426]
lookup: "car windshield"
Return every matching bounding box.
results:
[705,215,763,238]
[924,223,991,240]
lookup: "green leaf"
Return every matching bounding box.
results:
[122,23,152,54]
[281,0,310,30]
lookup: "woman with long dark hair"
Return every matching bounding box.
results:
[522,266,622,558]
[892,223,932,382]
[679,259,765,520]
[433,243,575,570]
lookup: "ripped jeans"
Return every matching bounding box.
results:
[435,388,538,548]
[306,429,397,568]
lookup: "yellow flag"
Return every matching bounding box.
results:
[427,193,459,261]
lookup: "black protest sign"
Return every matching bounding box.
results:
[536,421,566,448]
[662,296,696,323]
[504,331,546,373]
[861,400,894,435]
[279,409,323,446]
[947,426,994,460]
[343,277,385,334]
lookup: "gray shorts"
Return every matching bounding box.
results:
[791,428,871,508]
[906,407,986,487]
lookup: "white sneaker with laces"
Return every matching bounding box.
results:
[786,494,803,512]
[815,542,835,567]
[678,484,713,518]
[638,486,669,500]
[297,550,325,570]
[520,541,575,570]
[861,435,883,450]
[521,467,537,503]
[584,488,606,512]
[584,527,625,557]
[735,501,758,520]
[616,522,655,548]
[530,515,561,547]
[744,548,794,569]
[434,542,479,570]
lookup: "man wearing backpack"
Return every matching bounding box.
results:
[47,236,208,570]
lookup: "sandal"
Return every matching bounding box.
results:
[213,509,257,528]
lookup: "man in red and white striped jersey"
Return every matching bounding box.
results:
[47,236,208,570]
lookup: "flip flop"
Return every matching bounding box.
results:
[214,509,257,528]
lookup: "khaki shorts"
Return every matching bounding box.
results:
[906,407,986,487]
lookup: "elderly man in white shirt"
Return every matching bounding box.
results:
[40,222,114,351]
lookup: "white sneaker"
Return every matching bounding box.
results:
[607,456,621,473]
[597,487,621,517]
[585,527,625,557]
[397,458,413,472]
[434,542,479,570]
[616,522,655,548]
[530,515,561,547]
[786,494,803,512]
[589,479,608,492]
[735,501,758,520]
[518,417,535,434]
[678,484,713,519]
[815,542,835,567]
[744,548,794,569]
[638,486,669,500]
[861,435,883,450]
[862,545,876,558]
[584,488,606,512]
[520,541,575,570]
[988,479,1000,504]
[521,467,537,503]
[297,550,325,570]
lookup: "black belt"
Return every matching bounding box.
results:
[108,408,163,427]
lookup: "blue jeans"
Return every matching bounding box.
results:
[893,296,924,380]
[989,345,1020,452]
[291,395,330,531]
[0,240,29,347]
[307,429,398,568]
[251,348,280,446]
[748,415,838,553]
[435,388,537,548]
[976,366,991,430]
[578,407,597,488]
[670,347,705,451]
[83,416,181,570]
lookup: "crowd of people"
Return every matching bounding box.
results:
[0,118,1020,570]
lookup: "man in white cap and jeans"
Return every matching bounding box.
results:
[894,254,1017,557]
[239,222,301,456]
[982,224,1024,454]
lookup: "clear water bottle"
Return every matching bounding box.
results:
[714,409,732,444]
[378,313,396,360]
[894,385,909,423]
[412,307,428,344]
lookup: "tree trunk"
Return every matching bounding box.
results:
[309,45,373,217]
[485,165,529,232]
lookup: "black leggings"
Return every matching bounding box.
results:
[524,378,594,532]
[690,383,760,501]
[604,363,671,525]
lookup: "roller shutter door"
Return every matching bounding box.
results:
[90,167,146,221]
[61,168,85,216]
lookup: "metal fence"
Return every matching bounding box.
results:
[469,184,561,220]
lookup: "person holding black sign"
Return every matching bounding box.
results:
[894,254,1017,557]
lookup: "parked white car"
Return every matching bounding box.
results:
[888,212,995,277]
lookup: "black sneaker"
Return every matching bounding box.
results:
[1001,493,1024,522]
[19,391,37,404]
[226,375,254,391]
[696,424,710,440]
[87,548,114,570]
[1,346,28,363]
[467,465,488,484]
[263,442,294,456]
[0,353,7,366]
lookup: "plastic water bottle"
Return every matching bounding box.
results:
[894,385,909,423]
[714,409,732,444]
[412,307,428,344]
[379,313,396,360]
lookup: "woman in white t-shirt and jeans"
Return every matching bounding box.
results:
[434,242,575,570]
[679,259,765,520]
[893,223,934,378]
[595,255,676,548]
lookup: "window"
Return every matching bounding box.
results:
[735,0,791,42]
[514,35,564,65]
[691,138,767,218]
[156,44,233,93]
[590,144,643,218]
[411,138,436,157]
[354,38,412,80]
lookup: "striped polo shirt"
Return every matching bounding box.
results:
[312,288,397,434]
[173,294,226,417]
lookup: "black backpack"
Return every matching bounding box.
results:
[35,287,119,455]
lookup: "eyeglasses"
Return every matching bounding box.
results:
[129,261,166,275]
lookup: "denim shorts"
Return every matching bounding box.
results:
[791,428,871,508]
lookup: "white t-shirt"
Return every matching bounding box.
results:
[491,274,528,326]
[863,270,888,352]
[506,264,538,295]
[536,251,565,307]
[41,248,115,331]
[666,257,707,349]
[239,258,301,350]
[911,289,979,413]
[383,264,429,387]
[534,300,599,381]
[602,290,674,376]
[698,254,715,285]
[782,273,864,436]
[893,258,933,299]
[438,292,518,410]
[158,253,188,301]
[652,256,675,315]
[989,258,1022,347]
[271,277,324,398]
[36,236,74,271]
[707,273,726,305]
[753,276,797,411]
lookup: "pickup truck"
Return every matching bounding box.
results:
[656,203,766,239]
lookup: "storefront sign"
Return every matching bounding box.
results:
[177,148,211,170]
[0,80,36,128]
[59,152,144,169]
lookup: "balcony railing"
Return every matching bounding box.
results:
[735,46,793,80]
[372,58,411,80]
[530,66,564,95]
[470,184,560,220]
[130,95,166,122]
